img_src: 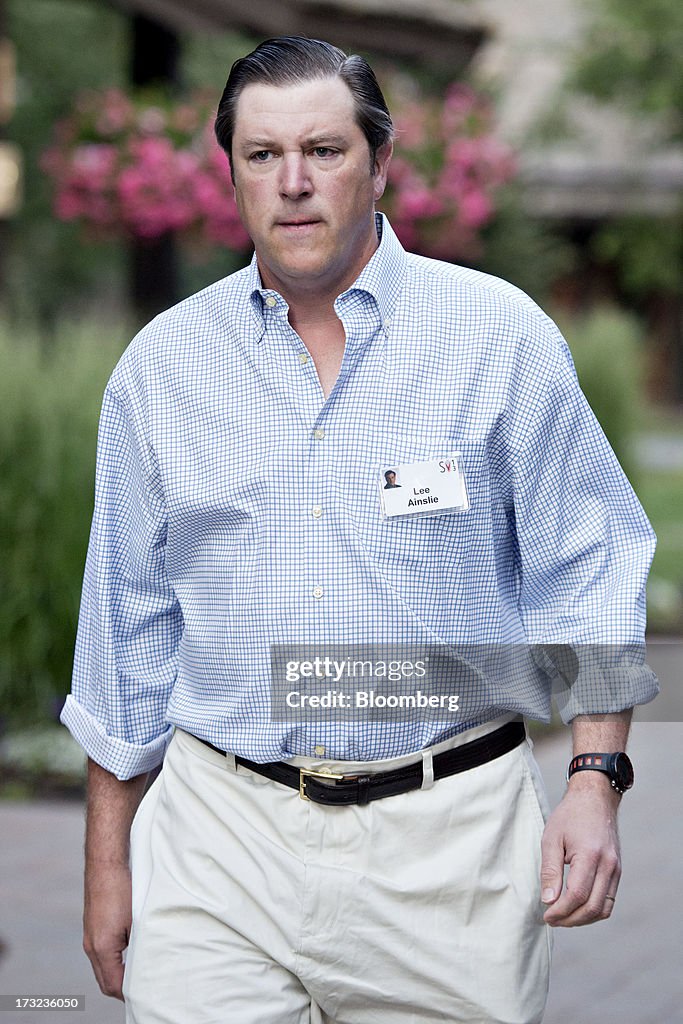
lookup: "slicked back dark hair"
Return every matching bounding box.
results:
[215,36,394,177]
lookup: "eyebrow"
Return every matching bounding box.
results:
[239,134,349,152]
[302,135,349,148]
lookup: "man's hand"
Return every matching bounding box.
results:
[83,861,132,1000]
[84,759,149,1000]
[540,774,621,926]
[540,709,631,927]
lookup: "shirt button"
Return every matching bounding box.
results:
[314,745,326,757]
[312,505,323,519]
[265,295,277,308]
[313,428,325,440]
[298,352,309,364]
[312,586,324,599]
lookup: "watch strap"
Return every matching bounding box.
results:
[566,752,632,794]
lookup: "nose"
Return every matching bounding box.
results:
[279,152,312,200]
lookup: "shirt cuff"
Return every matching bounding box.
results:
[553,665,660,723]
[60,694,173,780]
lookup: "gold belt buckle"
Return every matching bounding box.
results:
[299,766,346,800]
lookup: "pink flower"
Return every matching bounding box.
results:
[458,189,494,229]
[136,107,168,135]
[374,75,518,259]
[171,103,201,134]
[117,141,199,237]
[193,146,250,249]
[396,184,444,221]
[95,89,135,136]
[55,190,86,221]
[394,102,428,149]
[71,143,118,183]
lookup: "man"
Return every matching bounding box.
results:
[62,36,657,1024]
[383,469,401,488]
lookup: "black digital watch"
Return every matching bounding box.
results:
[566,751,634,795]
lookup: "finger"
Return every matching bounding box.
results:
[596,864,621,923]
[86,946,125,1001]
[102,959,125,1001]
[540,832,566,906]
[545,861,621,927]
[98,957,125,1001]
[543,852,601,924]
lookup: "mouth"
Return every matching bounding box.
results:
[276,219,322,230]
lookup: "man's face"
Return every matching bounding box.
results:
[231,76,392,299]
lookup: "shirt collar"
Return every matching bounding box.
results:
[247,212,408,332]
[340,213,408,328]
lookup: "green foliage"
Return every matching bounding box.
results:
[591,216,683,297]
[639,469,683,608]
[0,320,126,726]
[5,0,129,323]
[477,189,576,305]
[182,26,257,91]
[569,1,683,304]
[573,0,683,138]
[557,306,644,482]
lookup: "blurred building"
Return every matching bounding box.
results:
[108,0,488,73]
[471,0,683,399]
[474,0,683,219]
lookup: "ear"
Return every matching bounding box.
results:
[372,141,393,202]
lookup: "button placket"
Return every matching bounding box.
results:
[308,415,331,607]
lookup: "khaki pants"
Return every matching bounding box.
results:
[123,721,552,1023]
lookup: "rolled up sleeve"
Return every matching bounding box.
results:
[507,318,658,719]
[61,381,182,780]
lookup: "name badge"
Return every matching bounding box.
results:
[379,455,470,519]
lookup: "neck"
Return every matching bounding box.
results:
[259,269,350,324]
[286,297,339,334]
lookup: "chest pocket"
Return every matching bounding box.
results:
[342,436,488,582]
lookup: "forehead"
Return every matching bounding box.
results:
[233,77,360,141]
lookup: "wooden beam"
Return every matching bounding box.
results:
[108,0,488,73]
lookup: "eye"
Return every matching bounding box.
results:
[250,150,272,163]
[312,147,337,158]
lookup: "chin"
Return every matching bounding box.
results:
[281,258,332,280]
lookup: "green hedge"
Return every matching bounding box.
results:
[0,321,126,727]
[558,306,643,484]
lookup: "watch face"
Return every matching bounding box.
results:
[612,752,634,791]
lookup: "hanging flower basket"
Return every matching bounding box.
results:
[41,87,251,252]
[381,80,517,260]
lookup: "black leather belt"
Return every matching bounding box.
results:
[196,721,526,806]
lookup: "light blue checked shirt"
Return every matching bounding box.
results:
[61,215,657,779]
